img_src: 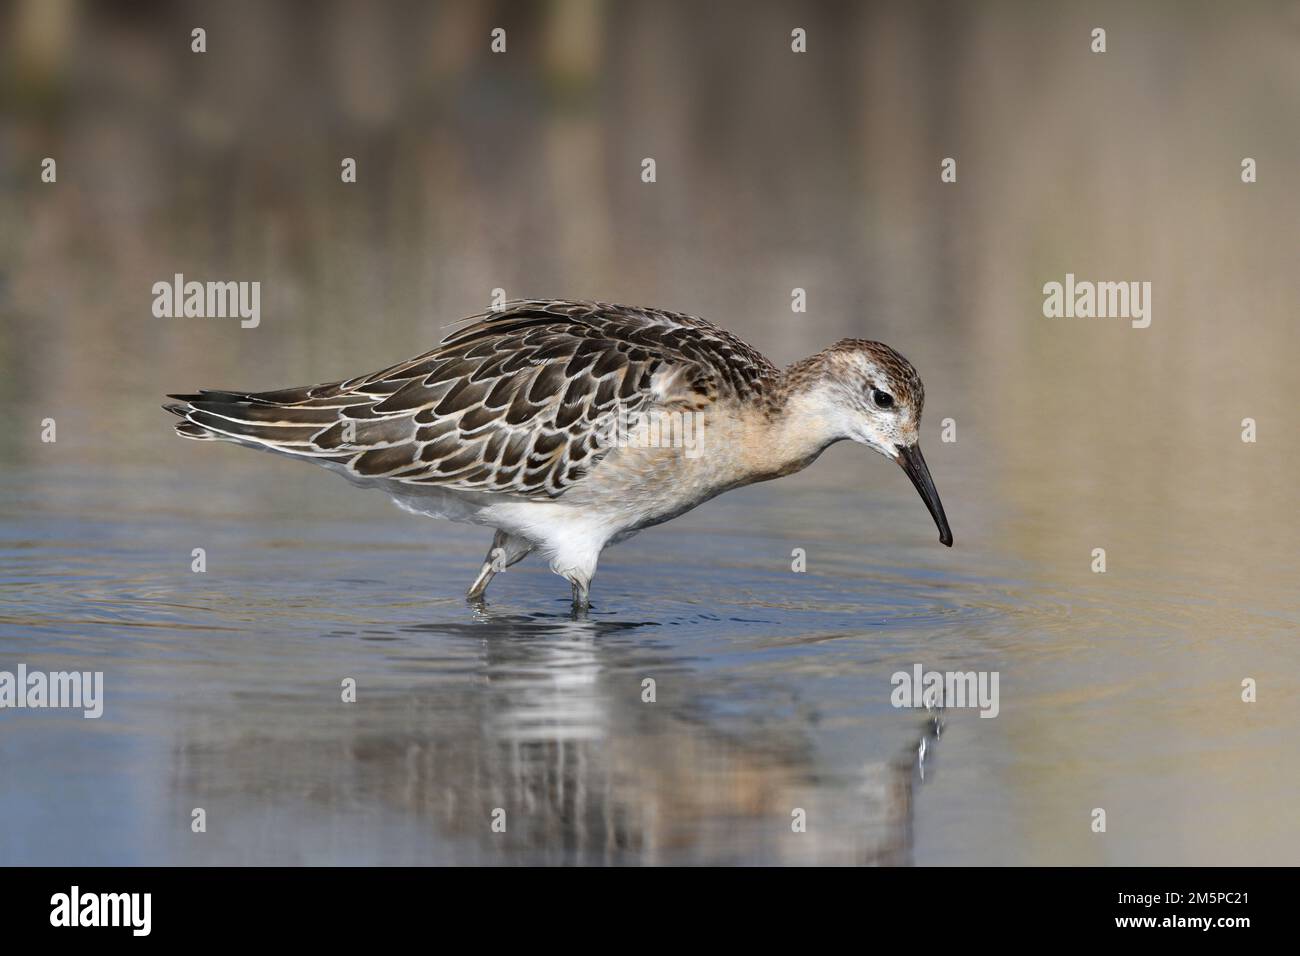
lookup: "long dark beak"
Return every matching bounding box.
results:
[894,444,953,547]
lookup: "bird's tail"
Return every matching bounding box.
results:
[161,385,357,459]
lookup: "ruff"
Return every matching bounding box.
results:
[166,299,951,608]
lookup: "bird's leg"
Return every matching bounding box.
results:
[562,570,592,615]
[466,530,533,602]
[547,541,602,615]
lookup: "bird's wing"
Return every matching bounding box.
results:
[164,299,776,498]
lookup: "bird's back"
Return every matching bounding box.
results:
[165,299,777,500]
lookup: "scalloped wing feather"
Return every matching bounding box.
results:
[164,300,777,499]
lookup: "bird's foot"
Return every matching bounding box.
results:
[562,572,592,617]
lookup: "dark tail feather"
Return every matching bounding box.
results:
[163,389,358,457]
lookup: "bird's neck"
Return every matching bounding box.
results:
[736,370,844,483]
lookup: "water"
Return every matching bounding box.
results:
[3,443,1296,865]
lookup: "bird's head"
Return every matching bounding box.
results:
[784,339,953,547]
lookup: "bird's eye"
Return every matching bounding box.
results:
[871,389,895,409]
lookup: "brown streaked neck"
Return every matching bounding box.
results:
[737,358,844,484]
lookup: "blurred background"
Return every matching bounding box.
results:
[1,0,1297,865]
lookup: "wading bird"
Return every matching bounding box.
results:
[166,300,952,609]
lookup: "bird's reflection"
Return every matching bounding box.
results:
[168,604,938,865]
